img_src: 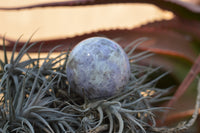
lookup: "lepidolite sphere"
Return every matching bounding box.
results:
[66,37,130,99]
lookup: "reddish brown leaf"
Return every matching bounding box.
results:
[141,18,200,41]
[166,55,200,108]
[0,0,200,20]
[0,26,196,63]
[160,54,200,122]
[158,109,200,126]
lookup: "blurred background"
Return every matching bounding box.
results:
[0,0,173,41]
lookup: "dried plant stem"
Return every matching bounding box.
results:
[88,124,108,133]
[163,109,200,126]
[155,78,200,133]
[183,78,200,128]
[166,55,200,109]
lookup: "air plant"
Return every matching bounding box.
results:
[65,37,172,133]
[0,36,174,133]
[0,37,79,133]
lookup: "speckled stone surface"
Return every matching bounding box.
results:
[66,37,130,99]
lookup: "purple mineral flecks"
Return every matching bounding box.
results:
[66,37,130,100]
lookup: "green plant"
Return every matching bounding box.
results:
[0,38,80,132]
[0,37,173,133]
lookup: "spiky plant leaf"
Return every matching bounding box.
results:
[0,37,181,133]
[0,37,79,132]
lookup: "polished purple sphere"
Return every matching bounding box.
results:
[66,37,130,99]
